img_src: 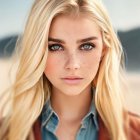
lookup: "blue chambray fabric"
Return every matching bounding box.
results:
[41,89,99,140]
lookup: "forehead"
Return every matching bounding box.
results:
[49,14,101,38]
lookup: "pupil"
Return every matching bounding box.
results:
[54,45,59,49]
[85,45,89,48]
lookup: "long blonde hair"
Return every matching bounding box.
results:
[0,0,127,140]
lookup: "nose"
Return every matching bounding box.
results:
[64,53,80,70]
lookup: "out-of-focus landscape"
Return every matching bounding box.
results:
[0,0,140,116]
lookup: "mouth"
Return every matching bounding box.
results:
[61,77,83,84]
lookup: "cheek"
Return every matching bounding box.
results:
[85,51,102,75]
[44,54,64,78]
[87,51,101,66]
[44,56,58,76]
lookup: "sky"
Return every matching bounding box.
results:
[0,0,140,38]
[102,0,140,29]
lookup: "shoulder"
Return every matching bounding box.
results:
[125,111,140,140]
[128,111,140,131]
[128,111,140,123]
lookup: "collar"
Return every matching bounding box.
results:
[81,88,99,129]
[41,99,58,127]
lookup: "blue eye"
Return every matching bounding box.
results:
[48,44,63,51]
[80,43,95,51]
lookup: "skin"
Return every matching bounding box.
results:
[44,14,104,140]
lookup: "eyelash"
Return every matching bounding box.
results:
[48,43,95,52]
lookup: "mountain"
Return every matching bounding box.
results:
[0,27,140,71]
[118,28,140,71]
[0,35,18,57]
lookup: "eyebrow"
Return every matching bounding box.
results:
[48,36,98,44]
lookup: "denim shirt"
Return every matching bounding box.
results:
[41,93,99,140]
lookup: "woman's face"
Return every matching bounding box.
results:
[44,15,104,96]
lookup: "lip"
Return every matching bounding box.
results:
[61,77,83,84]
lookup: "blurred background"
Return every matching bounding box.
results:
[0,0,140,114]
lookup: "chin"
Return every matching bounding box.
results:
[59,87,86,96]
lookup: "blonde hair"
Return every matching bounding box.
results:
[0,0,127,140]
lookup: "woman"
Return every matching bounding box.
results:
[0,0,140,140]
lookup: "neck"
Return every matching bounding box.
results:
[50,85,93,122]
